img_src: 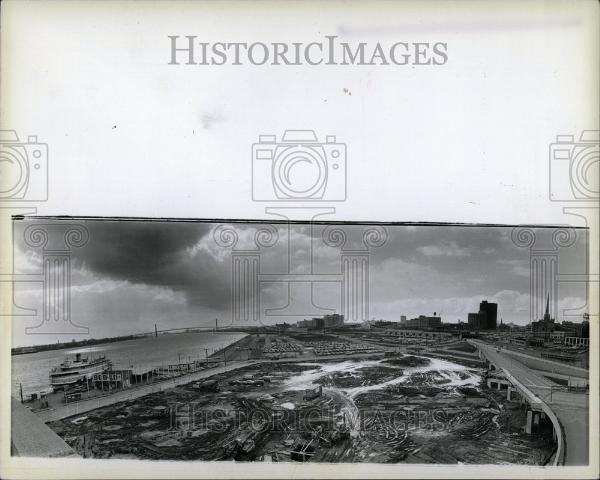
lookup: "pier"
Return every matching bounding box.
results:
[32,360,258,423]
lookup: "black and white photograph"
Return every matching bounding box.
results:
[9,219,591,466]
[0,1,598,479]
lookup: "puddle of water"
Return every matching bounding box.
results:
[281,356,482,438]
[284,357,480,396]
[283,360,385,391]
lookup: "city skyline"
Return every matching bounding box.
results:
[11,219,588,347]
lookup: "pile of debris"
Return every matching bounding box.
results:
[382,355,431,367]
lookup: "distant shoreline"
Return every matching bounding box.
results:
[11,329,250,356]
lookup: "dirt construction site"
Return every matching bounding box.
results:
[49,352,556,464]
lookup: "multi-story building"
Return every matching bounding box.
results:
[418,315,441,329]
[560,320,588,338]
[297,314,344,330]
[468,312,480,330]
[297,319,315,329]
[313,317,325,329]
[404,318,421,328]
[479,301,498,330]
[467,300,498,330]
[399,314,441,330]
[323,314,344,328]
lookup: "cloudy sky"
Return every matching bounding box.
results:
[11,218,588,347]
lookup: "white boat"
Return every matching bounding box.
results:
[49,353,111,391]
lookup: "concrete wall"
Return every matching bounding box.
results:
[502,350,588,379]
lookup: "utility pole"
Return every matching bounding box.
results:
[155,324,158,337]
[205,348,209,367]
[19,383,23,403]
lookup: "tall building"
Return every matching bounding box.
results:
[467,300,498,330]
[468,312,480,330]
[479,300,498,330]
[477,309,488,329]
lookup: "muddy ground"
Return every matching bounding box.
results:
[48,355,555,464]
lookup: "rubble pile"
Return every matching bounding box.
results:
[315,366,399,389]
[382,355,431,367]
[48,354,556,464]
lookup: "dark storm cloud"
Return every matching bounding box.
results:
[77,221,208,283]
[13,219,235,311]
[13,219,587,321]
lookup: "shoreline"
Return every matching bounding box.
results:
[13,331,249,397]
[11,329,250,357]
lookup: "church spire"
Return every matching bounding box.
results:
[543,292,553,322]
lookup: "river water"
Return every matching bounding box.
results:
[11,332,246,396]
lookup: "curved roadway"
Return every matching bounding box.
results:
[471,341,588,466]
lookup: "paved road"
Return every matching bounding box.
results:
[11,398,77,457]
[497,348,588,378]
[472,341,589,466]
[495,342,587,366]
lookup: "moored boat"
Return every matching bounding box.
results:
[49,353,111,391]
